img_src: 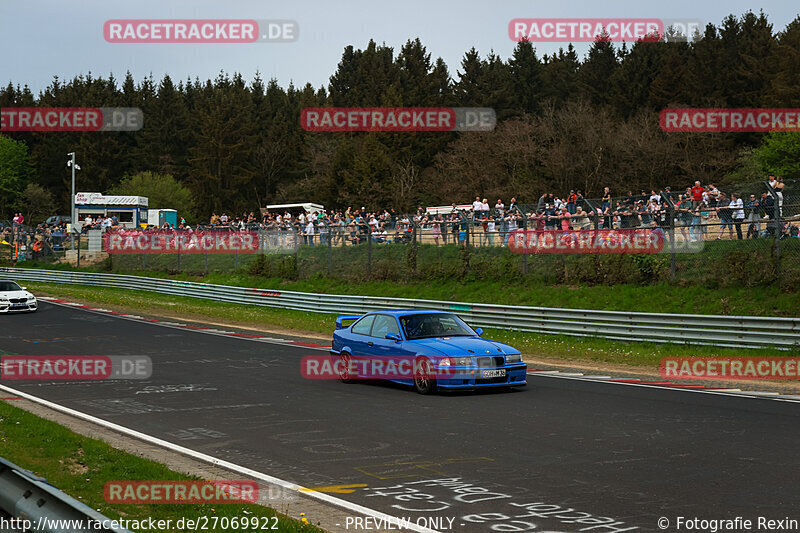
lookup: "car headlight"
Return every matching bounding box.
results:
[506,353,522,363]
[27,296,36,301]
[439,357,472,367]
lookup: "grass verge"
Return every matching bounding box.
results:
[14,260,800,317]
[24,282,800,368]
[0,400,321,532]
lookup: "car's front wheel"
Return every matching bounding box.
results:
[413,358,437,395]
[338,353,354,383]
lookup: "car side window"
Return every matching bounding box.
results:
[351,315,375,336]
[370,314,400,338]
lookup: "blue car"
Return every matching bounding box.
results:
[330,309,527,394]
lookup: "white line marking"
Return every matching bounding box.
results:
[0,383,440,533]
[43,301,330,352]
[527,373,800,403]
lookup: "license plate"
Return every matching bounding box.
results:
[482,369,506,378]
[11,304,26,309]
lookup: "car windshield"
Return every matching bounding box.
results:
[0,281,22,292]
[399,313,476,340]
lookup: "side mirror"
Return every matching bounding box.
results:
[475,328,483,336]
[385,332,402,342]
[21,287,27,290]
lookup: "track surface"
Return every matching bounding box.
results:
[2,302,799,532]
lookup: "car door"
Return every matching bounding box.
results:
[347,314,376,357]
[369,314,403,357]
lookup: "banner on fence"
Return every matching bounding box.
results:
[507,228,665,253]
[104,231,260,254]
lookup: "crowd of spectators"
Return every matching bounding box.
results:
[3,177,794,258]
[191,176,795,246]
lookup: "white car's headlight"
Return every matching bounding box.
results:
[506,353,522,363]
[27,296,36,301]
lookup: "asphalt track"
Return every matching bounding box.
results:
[1,302,799,532]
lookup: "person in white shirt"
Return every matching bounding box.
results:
[305,220,315,246]
[494,200,504,214]
[731,193,745,240]
[486,217,496,246]
[481,198,490,214]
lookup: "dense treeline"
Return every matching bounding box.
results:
[1,11,799,221]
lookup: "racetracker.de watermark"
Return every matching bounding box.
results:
[0,108,143,132]
[505,228,706,254]
[104,19,298,43]
[302,355,460,380]
[660,108,800,132]
[104,480,258,504]
[300,107,496,132]
[660,357,800,381]
[1,356,152,380]
[509,18,703,43]
[104,230,260,254]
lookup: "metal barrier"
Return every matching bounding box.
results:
[0,456,130,533]
[1,268,798,349]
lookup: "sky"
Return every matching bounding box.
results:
[1,0,798,95]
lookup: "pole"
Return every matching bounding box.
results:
[765,181,781,281]
[367,223,372,278]
[68,152,76,250]
[661,192,676,282]
[327,229,332,275]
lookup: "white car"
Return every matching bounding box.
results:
[0,281,38,313]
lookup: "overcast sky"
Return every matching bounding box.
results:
[2,0,798,95]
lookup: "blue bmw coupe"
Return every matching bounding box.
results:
[330,309,527,394]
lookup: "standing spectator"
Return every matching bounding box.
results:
[305,219,315,246]
[432,216,442,245]
[495,199,506,216]
[573,207,591,230]
[472,196,482,219]
[559,206,572,230]
[690,181,705,208]
[566,190,578,214]
[706,184,720,208]
[769,175,784,216]
[745,194,761,238]
[730,193,745,240]
[601,187,612,213]
[481,198,490,219]
[508,197,518,212]
[486,216,496,246]
[716,192,733,239]
[544,203,557,230]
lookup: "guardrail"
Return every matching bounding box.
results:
[0,455,130,533]
[2,267,798,349]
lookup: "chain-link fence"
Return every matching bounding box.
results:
[5,180,798,290]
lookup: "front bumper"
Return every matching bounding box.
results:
[0,300,37,313]
[435,363,527,389]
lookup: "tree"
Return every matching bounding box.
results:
[0,135,33,219]
[16,183,55,225]
[108,171,197,221]
[754,133,800,179]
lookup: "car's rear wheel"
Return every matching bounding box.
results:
[413,358,436,395]
[338,353,354,383]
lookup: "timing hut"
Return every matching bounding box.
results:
[74,192,149,229]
